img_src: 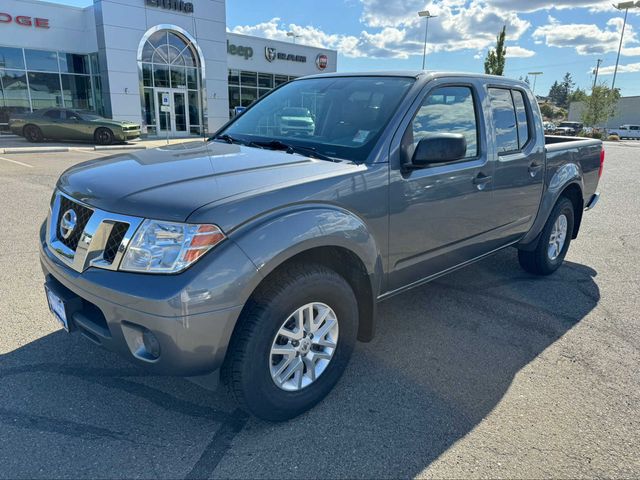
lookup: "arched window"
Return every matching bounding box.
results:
[138,27,205,136]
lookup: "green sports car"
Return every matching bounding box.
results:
[9,108,140,145]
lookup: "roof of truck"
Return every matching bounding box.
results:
[300,71,529,86]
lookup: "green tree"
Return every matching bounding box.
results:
[548,73,575,108]
[548,81,562,104]
[484,25,507,76]
[581,84,620,127]
[569,87,588,104]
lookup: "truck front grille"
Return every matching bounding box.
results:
[47,191,143,273]
[56,196,93,251]
[103,222,129,264]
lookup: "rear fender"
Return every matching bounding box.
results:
[518,163,584,250]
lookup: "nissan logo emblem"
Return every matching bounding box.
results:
[59,209,77,240]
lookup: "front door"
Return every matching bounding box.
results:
[155,89,189,136]
[387,81,502,292]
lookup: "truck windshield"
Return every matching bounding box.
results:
[217,76,415,162]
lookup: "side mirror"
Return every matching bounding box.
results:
[411,133,467,167]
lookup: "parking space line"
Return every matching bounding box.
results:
[0,156,34,168]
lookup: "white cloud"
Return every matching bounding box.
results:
[532,16,640,55]
[231,1,533,60]
[598,62,640,74]
[506,46,536,57]
[485,0,610,12]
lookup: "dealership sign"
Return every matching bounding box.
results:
[145,0,194,14]
[315,54,328,70]
[0,13,49,28]
[227,40,253,60]
[265,47,306,63]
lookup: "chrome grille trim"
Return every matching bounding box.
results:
[47,190,144,273]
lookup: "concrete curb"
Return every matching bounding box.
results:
[1,144,150,154]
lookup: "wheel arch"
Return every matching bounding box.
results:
[231,207,384,343]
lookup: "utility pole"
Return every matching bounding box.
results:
[592,58,602,89]
[528,71,543,95]
[418,11,437,70]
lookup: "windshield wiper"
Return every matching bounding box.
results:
[249,140,338,162]
[213,133,251,146]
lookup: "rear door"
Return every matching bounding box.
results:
[387,78,501,292]
[488,86,545,241]
[39,109,64,137]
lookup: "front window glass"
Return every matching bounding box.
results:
[409,86,478,160]
[220,76,415,162]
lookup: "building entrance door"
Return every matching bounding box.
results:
[154,89,189,135]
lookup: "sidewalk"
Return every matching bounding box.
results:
[0,134,208,154]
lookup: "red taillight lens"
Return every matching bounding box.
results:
[599,147,605,178]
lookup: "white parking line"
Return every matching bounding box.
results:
[0,155,34,168]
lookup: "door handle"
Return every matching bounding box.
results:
[528,162,543,176]
[473,173,492,190]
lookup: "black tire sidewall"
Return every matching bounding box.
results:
[24,125,42,142]
[237,269,358,420]
[95,128,113,145]
[538,197,574,272]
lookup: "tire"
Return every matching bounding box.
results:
[23,124,43,143]
[222,263,358,421]
[94,127,114,145]
[518,196,575,275]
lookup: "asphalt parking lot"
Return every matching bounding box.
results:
[0,143,638,479]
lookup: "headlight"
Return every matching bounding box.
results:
[120,220,225,273]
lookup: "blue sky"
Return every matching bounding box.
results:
[47,0,640,96]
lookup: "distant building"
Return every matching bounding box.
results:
[569,96,640,128]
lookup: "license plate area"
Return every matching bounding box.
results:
[44,280,81,332]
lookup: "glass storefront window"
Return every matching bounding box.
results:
[275,75,288,86]
[186,68,198,89]
[188,91,200,134]
[170,66,186,88]
[240,71,257,87]
[229,86,240,109]
[258,88,271,98]
[142,63,153,87]
[241,87,257,107]
[28,72,63,109]
[0,47,25,69]
[0,69,30,127]
[258,73,273,89]
[25,49,59,72]
[92,75,104,116]
[90,53,99,75]
[61,74,92,109]
[59,53,89,74]
[228,69,239,85]
[153,65,169,87]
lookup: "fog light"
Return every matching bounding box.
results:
[142,329,161,359]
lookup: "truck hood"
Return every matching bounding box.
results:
[58,141,359,222]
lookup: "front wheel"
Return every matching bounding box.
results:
[94,127,114,145]
[222,263,358,421]
[518,196,575,275]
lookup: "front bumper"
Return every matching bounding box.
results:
[115,129,141,141]
[39,224,260,376]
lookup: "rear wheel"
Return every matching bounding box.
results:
[222,263,358,421]
[24,125,43,143]
[518,196,575,275]
[94,127,114,145]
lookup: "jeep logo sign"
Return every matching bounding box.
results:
[227,41,254,60]
[146,0,194,14]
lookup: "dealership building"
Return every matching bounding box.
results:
[0,0,337,136]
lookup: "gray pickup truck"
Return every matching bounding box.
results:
[40,72,603,421]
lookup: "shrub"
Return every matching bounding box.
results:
[607,134,620,141]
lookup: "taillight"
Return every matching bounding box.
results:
[599,147,605,178]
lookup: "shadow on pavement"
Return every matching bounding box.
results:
[0,248,599,479]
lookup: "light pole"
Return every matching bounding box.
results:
[611,1,640,90]
[286,32,301,44]
[528,71,543,95]
[418,10,437,70]
[592,58,603,89]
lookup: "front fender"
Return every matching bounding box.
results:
[519,162,584,248]
[231,206,383,295]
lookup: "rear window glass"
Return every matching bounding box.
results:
[488,88,518,154]
[512,90,530,149]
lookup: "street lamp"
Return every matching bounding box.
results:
[611,1,640,90]
[528,71,543,95]
[286,32,301,44]
[418,10,437,70]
